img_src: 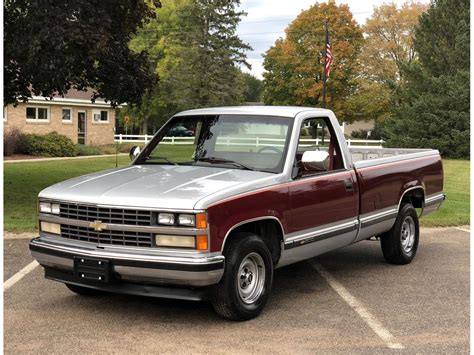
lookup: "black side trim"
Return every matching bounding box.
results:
[284,225,356,250]
[30,242,223,272]
[44,267,210,301]
[360,212,398,228]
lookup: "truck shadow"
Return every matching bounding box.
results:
[58,241,393,323]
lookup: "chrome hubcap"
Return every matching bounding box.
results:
[401,216,415,253]
[237,252,266,305]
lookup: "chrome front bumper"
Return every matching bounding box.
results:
[30,236,225,290]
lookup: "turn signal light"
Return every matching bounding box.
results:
[196,213,207,229]
[196,235,208,251]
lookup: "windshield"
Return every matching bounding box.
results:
[135,114,294,173]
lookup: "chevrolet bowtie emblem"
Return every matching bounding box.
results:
[90,220,107,232]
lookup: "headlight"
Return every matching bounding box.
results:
[39,201,60,215]
[178,214,195,226]
[158,213,175,225]
[157,212,207,228]
[39,202,52,213]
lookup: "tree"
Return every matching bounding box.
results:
[344,2,427,123]
[4,0,160,106]
[262,1,363,121]
[241,72,263,102]
[383,0,470,159]
[362,2,428,88]
[124,0,250,133]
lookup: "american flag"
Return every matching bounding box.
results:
[325,31,332,78]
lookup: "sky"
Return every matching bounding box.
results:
[236,0,429,78]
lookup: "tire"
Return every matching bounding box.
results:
[65,283,105,296]
[212,233,274,321]
[381,203,419,265]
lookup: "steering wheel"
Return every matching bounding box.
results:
[257,146,282,154]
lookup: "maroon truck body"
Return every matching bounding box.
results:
[207,154,443,256]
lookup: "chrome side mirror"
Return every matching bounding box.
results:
[129,146,141,161]
[301,150,329,171]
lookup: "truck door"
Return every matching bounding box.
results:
[284,116,359,263]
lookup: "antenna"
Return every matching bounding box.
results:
[114,127,118,168]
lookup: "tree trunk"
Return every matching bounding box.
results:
[141,115,149,135]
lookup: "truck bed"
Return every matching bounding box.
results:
[349,147,436,165]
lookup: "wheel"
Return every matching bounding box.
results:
[65,283,105,296]
[380,203,419,265]
[212,233,273,321]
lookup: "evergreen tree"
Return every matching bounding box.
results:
[124,0,250,133]
[384,0,469,159]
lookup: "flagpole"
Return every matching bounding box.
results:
[322,20,328,109]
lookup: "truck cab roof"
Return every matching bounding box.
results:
[175,106,333,118]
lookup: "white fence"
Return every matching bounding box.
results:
[114,134,384,148]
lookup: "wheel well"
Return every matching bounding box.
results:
[401,188,424,209]
[223,219,284,265]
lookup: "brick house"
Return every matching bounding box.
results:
[3,89,116,145]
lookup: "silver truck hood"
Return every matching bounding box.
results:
[39,165,273,210]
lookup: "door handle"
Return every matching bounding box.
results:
[344,179,354,192]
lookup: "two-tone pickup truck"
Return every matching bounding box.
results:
[30,106,444,320]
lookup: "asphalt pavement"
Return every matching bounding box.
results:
[4,227,469,354]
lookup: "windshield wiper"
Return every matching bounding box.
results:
[143,156,178,166]
[195,157,256,171]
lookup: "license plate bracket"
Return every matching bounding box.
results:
[74,256,110,283]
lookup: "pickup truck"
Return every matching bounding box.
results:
[30,106,445,320]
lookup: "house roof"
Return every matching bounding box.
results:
[51,88,100,101]
[28,88,121,108]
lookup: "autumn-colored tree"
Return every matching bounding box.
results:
[344,2,428,123]
[262,1,363,121]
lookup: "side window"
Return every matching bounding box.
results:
[92,110,109,123]
[294,117,344,177]
[62,108,72,122]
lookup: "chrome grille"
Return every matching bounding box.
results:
[60,203,153,226]
[60,225,154,247]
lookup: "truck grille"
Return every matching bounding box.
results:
[60,225,154,247]
[60,203,153,226]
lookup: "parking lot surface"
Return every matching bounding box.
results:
[4,227,469,354]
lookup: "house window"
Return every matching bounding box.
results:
[93,109,109,123]
[26,106,49,121]
[62,108,72,122]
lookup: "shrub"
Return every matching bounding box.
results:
[4,127,28,156]
[75,144,103,156]
[25,132,77,157]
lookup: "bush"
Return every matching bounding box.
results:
[4,127,28,156]
[25,132,77,157]
[75,144,103,156]
[351,123,384,140]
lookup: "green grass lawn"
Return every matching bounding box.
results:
[3,156,469,233]
[4,156,131,233]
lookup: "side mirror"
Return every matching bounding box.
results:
[129,146,141,161]
[301,150,329,171]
